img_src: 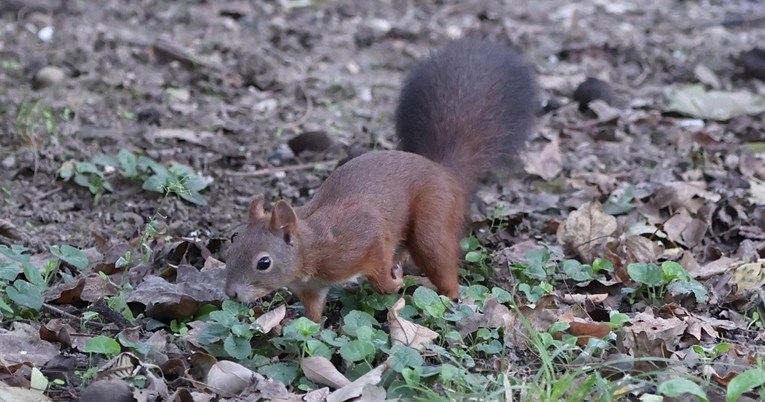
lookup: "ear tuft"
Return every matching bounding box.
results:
[270,200,298,243]
[248,194,266,223]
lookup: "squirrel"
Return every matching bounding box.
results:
[224,37,537,323]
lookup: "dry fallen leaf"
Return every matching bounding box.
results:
[205,360,256,395]
[664,84,765,120]
[523,138,562,181]
[300,356,351,389]
[456,296,513,337]
[732,260,765,292]
[558,201,618,262]
[326,361,389,402]
[0,322,59,370]
[254,304,286,334]
[387,298,439,351]
[689,256,735,279]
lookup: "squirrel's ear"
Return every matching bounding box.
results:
[248,194,266,222]
[270,200,298,244]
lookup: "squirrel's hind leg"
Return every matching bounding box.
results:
[407,193,464,300]
[364,234,405,294]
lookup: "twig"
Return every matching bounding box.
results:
[225,160,338,177]
[43,303,105,328]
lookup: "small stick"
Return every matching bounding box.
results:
[225,160,338,177]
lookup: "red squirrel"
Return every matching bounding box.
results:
[224,38,537,322]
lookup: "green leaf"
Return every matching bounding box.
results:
[209,310,237,328]
[462,285,489,302]
[627,263,664,287]
[340,339,376,362]
[222,300,250,317]
[22,262,45,288]
[662,261,690,282]
[50,245,89,270]
[562,260,595,282]
[0,261,21,281]
[491,287,513,303]
[230,323,251,338]
[224,335,252,360]
[343,310,379,336]
[465,251,483,263]
[667,280,709,303]
[592,258,614,273]
[178,190,208,206]
[402,367,420,386]
[726,367,765,402]
[412,286,447,318]
[118,149,138,178]
[0,298,14,313]
[197,323,229,345]
[142,175,167,193]
[304,339,332,359]
[657,378,708,402]
[476,340,502,354]
[609,312,630,327]
[258,362,299,385]
[283,317,321,340]
[83,336,121,356]
[440,364,459,381]
[389,344,423,373]
[7,280,43,310]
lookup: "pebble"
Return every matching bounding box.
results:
[33,66,66,88]
[1,155,15,169]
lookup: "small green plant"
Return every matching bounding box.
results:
[624,261,708,305]
[460,235,494,282]
[0,244,89,317]
[511,249,557,303]
[58,149,211,205]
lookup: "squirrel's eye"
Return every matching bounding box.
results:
[256,256,272,271]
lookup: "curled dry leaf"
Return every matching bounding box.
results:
[558,201,618,262]
[205,360,256,395]
[560,293,608,304]
[326,361,389,402]
[255,304,286,333]
[0,382,52,402]
[387,298,439,351]
[300,356,351,389]
[94,352,140,381]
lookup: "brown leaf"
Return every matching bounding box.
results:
[0,219,21,240]
[255,304,286,334]
[205,360,256,395]
[326,361,389,402]
[564,321,613,346]
[387,298,439,351]
[456,296,513,337]
[299,356,351,389]
[523,139,562,180]
[558,201,618,262]
[732,261,765,292]
[690,256,735,279]
[0,322,59,369]
[44,275,120,304]
[125,265,226,320]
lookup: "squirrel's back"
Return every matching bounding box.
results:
[395,37,537,194]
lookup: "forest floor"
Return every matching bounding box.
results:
[1,0,765,401]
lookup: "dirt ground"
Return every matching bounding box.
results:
[1,0,763,253]
[1,0,765,400]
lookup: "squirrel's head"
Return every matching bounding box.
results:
[224,194,302,304]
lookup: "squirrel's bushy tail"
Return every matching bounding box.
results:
[395,37,537,194]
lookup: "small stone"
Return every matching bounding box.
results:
[1,155,15,169]
[33,66,66,89]
[287,131,332,156]
[573,77,615,113]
